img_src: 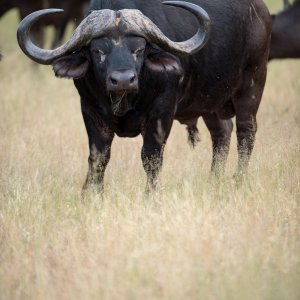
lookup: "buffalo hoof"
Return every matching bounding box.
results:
[81,183,103,202]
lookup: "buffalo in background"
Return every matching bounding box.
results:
[269,0,300,60]
[0,0,89,49]
[44,0,90,48]
[0,0,44,46]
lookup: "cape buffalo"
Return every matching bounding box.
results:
[269,0,300,60]
[17,0,272,193]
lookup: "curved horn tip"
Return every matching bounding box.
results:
[17,8,65,35]
[162,1,210,22]
[17,8,64,30]
[32,8,64,14]
[21,8,65,19]
[17,8,66,65]
[161,0,211,55]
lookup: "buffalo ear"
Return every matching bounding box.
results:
[145,49,183,75]
[52,53,89,79]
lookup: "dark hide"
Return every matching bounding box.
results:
[269,0,300,60]
[51,0,271,192]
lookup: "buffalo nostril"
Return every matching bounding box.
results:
[110,77,118,85]
[107,70,138,90]
[130,75,136,84]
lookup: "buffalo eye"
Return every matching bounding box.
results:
[132,48,145,60]
[92,49,106,63]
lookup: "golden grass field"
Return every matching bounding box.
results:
[0,1,299,299]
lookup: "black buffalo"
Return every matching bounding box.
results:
[17,0,271,193]
[269,0,300,60]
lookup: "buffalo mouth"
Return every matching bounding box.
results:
[109,90,135,117]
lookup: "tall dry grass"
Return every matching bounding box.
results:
[0,1,299,299]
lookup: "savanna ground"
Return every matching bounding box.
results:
[0,1,299,299]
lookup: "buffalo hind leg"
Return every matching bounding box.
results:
[234,4,270,178]
[235,111,258,178]
[82,108,114,196]
[234,66,267,178]
[203,113,233,177]
[186,118,200,148]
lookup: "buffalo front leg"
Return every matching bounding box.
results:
[235,114,257,177]
[142,117,173,192]
[82,108,114,195]
[203,113,233,177]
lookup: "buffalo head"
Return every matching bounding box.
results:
[17,1,211,116]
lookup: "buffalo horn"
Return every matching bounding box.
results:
[17,3,211,65]
[17,9,116,64]
[120,1,211,56]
